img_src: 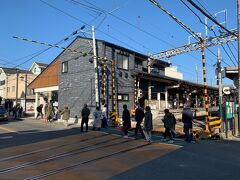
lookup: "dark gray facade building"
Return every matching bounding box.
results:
[58,36,218,119]
[58,36,170,118]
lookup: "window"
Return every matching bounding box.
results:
[7,87,10,92]
[134,59,142,69]
[12,86,15,92]
[27,88,34,95]
[62,61,68,73]
[117,94,129,101]
[0,80,5,86]
[117,53,129,70]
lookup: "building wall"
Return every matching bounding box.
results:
[29,59,59,89]
[165,66,183,80]
[59,38,137,118]
[31,64,42,75]
[0,72,7,98]
[7,73,36,100]
[58,37,98,117]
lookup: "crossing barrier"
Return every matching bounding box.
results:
[109,112,120,127]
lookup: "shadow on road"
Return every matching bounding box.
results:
[0,127,81,150]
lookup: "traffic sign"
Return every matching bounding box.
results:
[223,87,231,95]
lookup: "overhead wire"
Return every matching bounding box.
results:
[194,0,238,64]
[41,0,216,79]
[186,0,238,67]
[67,0,215,68]
[230,42,238,52]
[186,0,237,37]
[40,0,142,53]
[180,0,233,67]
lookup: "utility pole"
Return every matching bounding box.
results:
[149,0,210,132]
[148,51,151,105]
[92,26,99,107]
[24,73,27,113]
[15,70,19,105]
[237,0,240,135]
[196,65,198,83]
[195,66,198,108]
[217,48,223,125]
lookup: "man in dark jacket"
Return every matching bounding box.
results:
[162,109,174,143]
[135,105,144,137]
[81,104,90,132]
[122,104,131,138]
[182,103,193,142]
[36,104,43,120]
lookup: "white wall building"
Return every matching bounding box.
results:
[165,66,183,80]
[29,62,48,75]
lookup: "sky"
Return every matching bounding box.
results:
[0,0,238,86]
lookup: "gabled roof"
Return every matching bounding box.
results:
[35,62,48,68]
[29,62,48,72]
[0,67,32,75]
[76,36,170,67]
[28,59,59,89]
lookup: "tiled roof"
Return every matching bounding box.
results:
[0,67,32,75]
[35,62,48,68]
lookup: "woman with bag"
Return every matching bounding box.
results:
[92,106,102,131]
[143,106,153,143]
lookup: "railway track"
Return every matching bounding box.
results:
[0,131,180,179]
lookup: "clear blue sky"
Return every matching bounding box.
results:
[0,0,237,85]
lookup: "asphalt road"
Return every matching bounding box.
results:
[0,118,240,180]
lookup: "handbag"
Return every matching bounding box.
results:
[120,125,125,132]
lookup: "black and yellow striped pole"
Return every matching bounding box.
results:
[112,60,117,112]
[200,38,210,133]
[103,63,107,105]
[134,77,138,108]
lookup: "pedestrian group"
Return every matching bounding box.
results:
[35,101,194,144]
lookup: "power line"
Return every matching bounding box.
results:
[186,0,237,37]
[226,43,238,63]
[74,0,176,47]
[42,0,216,72]
[180,0,233,67]
[231,42,238,52]
[40,0,141,53]
[195,0,213,16]
[221,44,237,66]
[192,0,238,65]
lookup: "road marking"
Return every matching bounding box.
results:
[0,136,13,139]
[0,126,19,134]
[157,142,183,148]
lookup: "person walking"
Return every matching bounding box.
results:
[101,105,108,128]
[36,104,43,120]
[60,106,70,126]
[134,105,145,138]
[18,105,23,118]
[45,103,53,123]
[143,106,153,143]
[81,104,90,132]
[182,103,194,142]
[13,105,17,120]
[92,106,102,131]
[162,109,175,143]
[122,104,131,138]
